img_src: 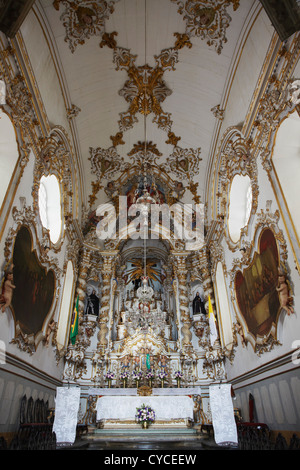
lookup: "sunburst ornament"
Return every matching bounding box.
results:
[126,260,161,285]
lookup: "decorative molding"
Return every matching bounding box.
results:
[229,201,294,355]
[3,198,62,354]
[215,128,259,250]
[171,0,240,54]
[53,0,120,53]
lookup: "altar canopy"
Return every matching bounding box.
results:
[53,387,81,444]
[209,384,238,446]
[96,395,194,421]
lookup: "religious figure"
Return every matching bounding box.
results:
[0,265,16,313]
[85,289,100,316]
[276,269,294,315]
[192,292,206,315]
[145,348,151,370]
[121,355,130,369]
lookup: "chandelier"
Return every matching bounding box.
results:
[123,0,166,337]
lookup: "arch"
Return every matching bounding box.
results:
[56,260,75,351]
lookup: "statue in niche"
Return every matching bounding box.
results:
[192,291,206,315]
[85,287,100,316]
[158,354,168,370]
[121,355,131,369]
[0,264,16,313]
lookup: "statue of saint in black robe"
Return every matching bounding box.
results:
[192,292,206,315]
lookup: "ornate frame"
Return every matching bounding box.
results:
[3,198,61,354]
[215,128,259,251]
[31,126,77,251]
[229,201,293,355]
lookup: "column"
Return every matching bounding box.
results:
[172,250,193,353]
[96,250,118,352]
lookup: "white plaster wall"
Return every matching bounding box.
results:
[19,9,71,132]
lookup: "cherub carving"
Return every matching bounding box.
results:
[276,269,294,315]
[0,264,15,313]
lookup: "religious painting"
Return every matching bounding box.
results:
[234,228,280,339]
[11,225,56,336]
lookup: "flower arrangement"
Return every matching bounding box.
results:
[105,371,115,380]
[120,370,129,380]
[158,370,168,380]
[174,371,183,379]
[135,403,155,427]
[132,369,143,381]
[145,370,154,380]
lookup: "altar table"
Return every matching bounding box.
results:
[96,395,194,424]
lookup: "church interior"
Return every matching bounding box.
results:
[0,0,300,451]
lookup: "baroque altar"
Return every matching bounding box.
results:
[62,233,228,429]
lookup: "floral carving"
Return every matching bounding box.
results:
[171,0,240,54]
[54,0,119,53]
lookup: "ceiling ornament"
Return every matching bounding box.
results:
[53,0,120,53]
[127,141,162,166]
[86,30,202,206]
[52,2,208,207]
[161,146,202,180]
[171,0,240,54]
[89,145,130,181]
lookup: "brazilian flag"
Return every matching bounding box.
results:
[70,295,79,345]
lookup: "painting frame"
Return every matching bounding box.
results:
[2,201,61,354]
[230,204,294,354]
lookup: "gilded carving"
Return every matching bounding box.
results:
[230,202,294,354]
[215,129,259,250]
[54,0,119,53]
[3,199,61,354]
[171,0,240,54]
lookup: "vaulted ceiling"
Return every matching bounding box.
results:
[20,0,270,214]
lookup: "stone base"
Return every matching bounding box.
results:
[96,418,192,429]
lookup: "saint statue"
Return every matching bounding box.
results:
[145,348,151,370]
[85,289,100,316]
[192,292,206,315]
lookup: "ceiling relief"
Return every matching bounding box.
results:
[52,0,240,219]
[87,26,203,209]
[171,0,240,54]
[53,0,120,53]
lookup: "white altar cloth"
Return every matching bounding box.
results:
[53,387,81,444]
[209,384,238,446]
[96,395,194,421]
